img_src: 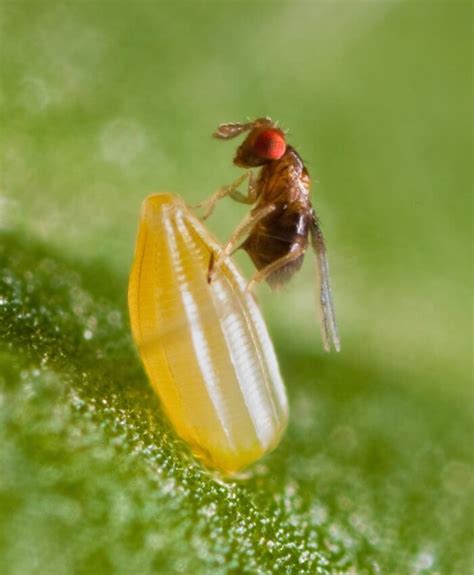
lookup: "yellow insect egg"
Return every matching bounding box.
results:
[128,193,288,474]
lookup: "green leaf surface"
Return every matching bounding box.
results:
[0,1,472,574]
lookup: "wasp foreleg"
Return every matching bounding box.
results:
[195,172,257,220]
[228,171,258,204]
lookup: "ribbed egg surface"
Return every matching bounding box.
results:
[128,194,288,473]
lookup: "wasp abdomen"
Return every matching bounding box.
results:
[242,206,309,288]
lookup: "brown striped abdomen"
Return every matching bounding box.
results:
[241,204,310,288]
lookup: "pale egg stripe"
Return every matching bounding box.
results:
[177,209,277,449]
[246,295,288,421]
[163,210,235,450]
[182,204,283,436]
[139,221,199,447]
[232,289,282,439]
[215,238,283,433]
[174,209,262,450]
[164,210,232,438]
[211,279,275,450]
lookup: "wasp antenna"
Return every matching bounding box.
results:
[213,122,253,140]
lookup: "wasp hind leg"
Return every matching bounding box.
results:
[207,203,276,284]
[246,244,306,292]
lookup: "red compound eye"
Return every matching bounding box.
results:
[254,129,286,160]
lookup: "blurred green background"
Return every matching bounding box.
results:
[0,1,472,574]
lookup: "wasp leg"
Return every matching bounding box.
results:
[246,244,306,292]
[207,204,276,284]
[195,172,257,220]
[229,171,258,203]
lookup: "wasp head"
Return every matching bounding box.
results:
[213,118,287,167]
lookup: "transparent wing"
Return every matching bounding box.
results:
[309,214,340,352]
